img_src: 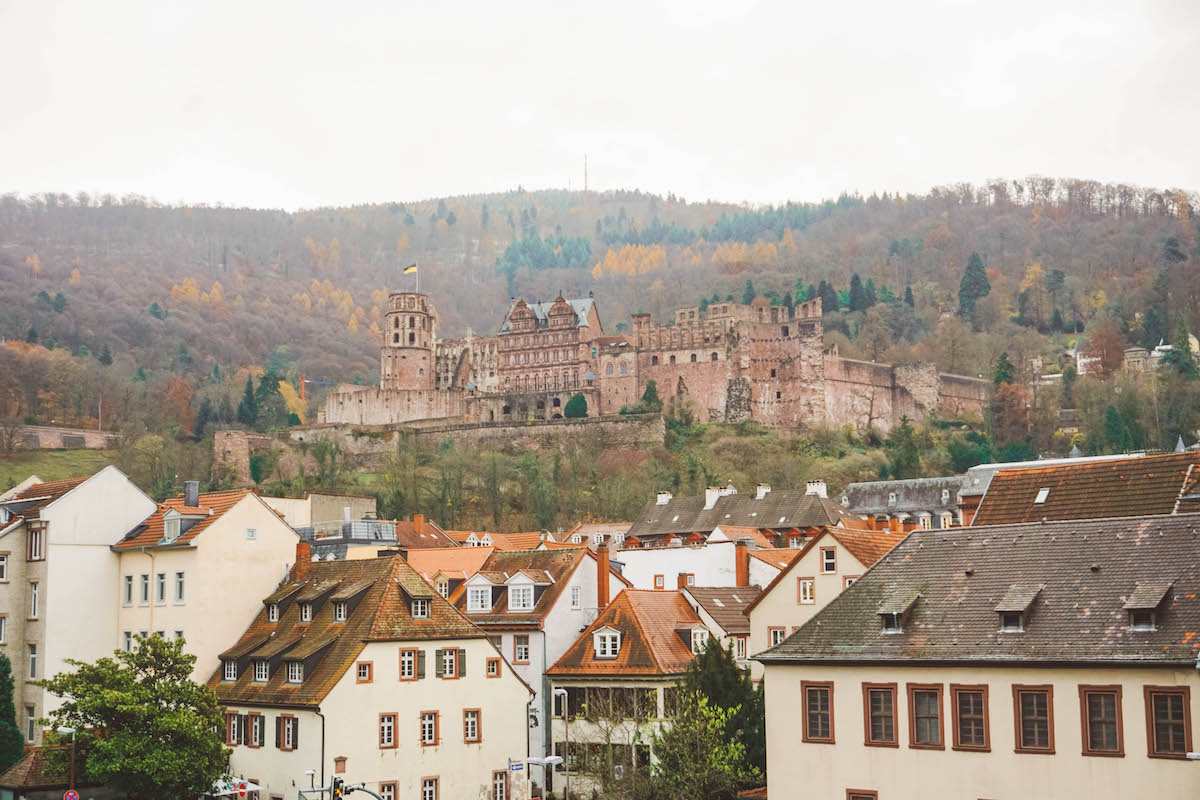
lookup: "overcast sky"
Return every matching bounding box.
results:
[1,0,1197,210]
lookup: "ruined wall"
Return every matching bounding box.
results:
[318,387,469,426]
[937,373,989,420]
[737,317,825,427]
[823,358,989,431]
[9,425,119,450]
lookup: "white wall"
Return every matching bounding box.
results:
[614,542,738,589]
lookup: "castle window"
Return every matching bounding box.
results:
[670,355,676,364]
[619,363,628,375]
[393,333,400,343]
[711,352,718,361]
[394,317,399,328]
[606,364,614,376]
[652,355,659,365]
[782,326,790,337]
[690,353,697,363]
[409,333,415,344]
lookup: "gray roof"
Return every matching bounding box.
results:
[499,297,595,334]
[682,586,761,635]
[840,476,963,515]
[756,513,1200,666]
[628,490,852,539]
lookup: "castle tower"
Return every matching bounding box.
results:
[381,291,437,391]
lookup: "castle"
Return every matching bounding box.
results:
[318,290,988,431]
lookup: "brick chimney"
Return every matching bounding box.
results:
[413,514,424,534]
[596,543,610,610]
[735,539,750,587]
[292,540,312,581]
[889,516,900,533]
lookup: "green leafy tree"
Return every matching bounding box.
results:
[993,352,1015,386]
[647,691,761,800]
[741,279,756,305]
[680,638,765,774]
[0,654,24,772]
[564,393,587,418]
[36,635,227,800]
[958,251,991,319]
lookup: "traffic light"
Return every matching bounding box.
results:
[330,777,343,800]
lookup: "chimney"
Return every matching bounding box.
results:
[805,480,828,498]
[755,484,771,500]
[656,491,673,506]
[677,572,687,590]
[413,514,424,534]
[596,543,610,610]
[343,506,351,522]
[704,485,737,510]
[735,539,750,587]
[889,516,899,533]
[292,540,312,581]
[867,516,877,531]
[184,480,199,508]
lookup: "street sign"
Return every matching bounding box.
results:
[64,790,79,800]
[509,763,524,772]
[238,782,247,798]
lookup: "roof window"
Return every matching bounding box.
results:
[995,584,1042,633]
[1033,487,1050,504]
[594,627,621,658]
[877,591,920,634]
[1124,580,1172,631]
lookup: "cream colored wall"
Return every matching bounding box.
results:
[261,496,310,527]
[117,495,297,680]
[226,637,531,800]
[0,518,46,742]
[746,539,865,679]
[763,663,1200,800]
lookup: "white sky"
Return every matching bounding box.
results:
[1,0,1197,210]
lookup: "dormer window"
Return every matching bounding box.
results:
[999,611,1024,632]
[878,591,919,634]
[436,580,449,598]
[571,534,582,544]
[468,587,491,612]
[1129,609,1156,631]
[223,660,237,681]
[509,586,534,611]
[286,661,303,683]
[1124,580,1172,632]
[164,515,181,543]
[612,533,624,544]
[412,598,430,619]
[299,603,312,623]
[594,628,621,658]
[254,659,269,682]
[881,613,903,633]
[941,488,951,504]
[594,533,604,545]
[333,601,347,622]
[267,603,279,623]
[691,629,709,654]
[887,492,897,506]
[995,584,1041,634]
[1034,487,1050,504]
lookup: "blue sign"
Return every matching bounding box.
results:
[509,763,524,772]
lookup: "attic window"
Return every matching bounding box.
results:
[594,630,621,658]
[1034,487,1050,504]
[941,488,951,504]
[267,603,279,623]
[467,587,490,612]
[691,629,709,653]
[887,492,897,506]
[509,586,534,611]
[164,516,181,543]
[1123,580,1172,631]
[411,598,430,619]
[881,613,903,633]
[333,601,347,622]
[286,661,303,684]
[1129,609,1156,631]
[299,603,312,623]
[999,611,1024,632]
[436,580,449,598]
[995,584,1042,631]
[878,591,919,633]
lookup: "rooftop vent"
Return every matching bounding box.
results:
[805,480,828,499]
[755,484,771,500]
[656,491,673,506]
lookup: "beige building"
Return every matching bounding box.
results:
[756,515,1200,800]
[212,551,532,800]
[260,493,378,528]
[745,527,905,680]
[0,467,156,743]
[113,484,299,680]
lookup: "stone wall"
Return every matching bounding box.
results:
[823,358,988,431]
[318,386,469,426]
[8,424,119,450]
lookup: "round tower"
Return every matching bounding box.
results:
[381,292,438,391]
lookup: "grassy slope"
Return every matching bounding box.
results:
[0,450,117,491]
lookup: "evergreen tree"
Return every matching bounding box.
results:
[782,291,794,317]
[1051,307,1065,332]
[958,252,991,318]
[847,273,868,312]
[564,393,587,418]
[134,366,147,382]
[817,280,839,311]
[25,327,37,344]
[904,285,915,307]
[51,292,68,313]
[699,297,710,312]
[211,364,221,382]
[236,377,258,426]
[887,416,921,479]
[638,379,662,413]
[1103,405,1130,453]
[97,343,113,366]
[793,277,807,303]
[0,654,24,772]
[993,352,1015,386]
[1140,308,1166,349]
[864,278,877,307]
[195,396,215,437]
[742,279,756,305]
[218,395,235,423]
[1160,318,1199,378]
[680,638,766,775]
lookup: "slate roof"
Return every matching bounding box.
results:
[840,476,964,515]
[971,451,1200,526]
[0,475,89,518]
[682,586,761,635]
[498,297,596,334]
[628,489,853,539]
[710,525,775,548]
[115,489,261,549]
[547,589,702,678]
[210,555,486,708]
[756,514,1200,666]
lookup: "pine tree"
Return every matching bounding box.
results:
[793,277,807,303]
[817,281,840,312]
[1103,405,1130,453]
[864,278,877,307]
[0,654,23,771]
[958,252,991,318]
[993,352,1015,386]
[904,285,915,307]
[236,377,258,426]
[97,343,113,366]
[1160,318,1199,378]
[887,416,921,479]
[742,279,756,305]
[847,273,868,312]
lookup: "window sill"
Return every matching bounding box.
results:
[864,741,899,748]
[950,745,991,753]
[1081,750,1124,758]
[909,742,944,750]
[1014,747,1055,755]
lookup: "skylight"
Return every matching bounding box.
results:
[1034,487,1050,504]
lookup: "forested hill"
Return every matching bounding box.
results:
[0,179,1197,437]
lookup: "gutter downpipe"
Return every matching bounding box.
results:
[316,708,326,790]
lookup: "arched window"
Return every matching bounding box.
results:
[393,333,400,343]
[690,353,697,363]
[670,355,676,365]
[711,352,718,361]
[606,364,614,376]
[619,363,628,374]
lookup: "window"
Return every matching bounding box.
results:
[299,603,312,623]
[279,715,297,750]
[821,547,836,573]
[654,575,665,589]
[254,660,269,682]
[156,572,166,604]
[286,661,303,683]
[789,536,802,548]
[24,706,34,742]
[140,574,149,603]
[846,793,878,800]
[378,713,396,748]
[1013,685,1054,753]
[1000,611,1024,632]
[1145,686,1191,758]
[844,576,859,588]
[379,783,396,800]
[436,580,449,598]
[1130,609,1156,631]
[691,628,709,654]
[441,648,457,678]
[421,778,438,800]
[29,582,38,619]
[467,587,491,612]
[509,585,534,611]
[246,527,257,540]
[735,636,746,659]
[802,681,834,743]
[486,657,500,678]
[1080,685,1123,756]
[27,527,42,561]
[174,571,185,603]
[123,575,133,604]
[863,683,898,746]
[420,712,439,745]
[1034,487,1050,504]
[492,771,508,800]
[797,578,815,604]
[267,603,279,623]
[907,684,944,749]
[881,612,902,633]
[412,598,430,619]
[333,601,347,622]
[228,714,244,746]
[514,635,530,663]
[249,714,264,747]
[0,554,7,581]
[689,353,697,363]
[356,662,373,683]
[571,586,581,609]
[463,709,480,742]
[768,627,786,646]
[951,684,989,751]
[0,616,6,644]
[595,632,620,658]
[122,631,132,651]
[27,643,36,679]
[174,630,184,640]
[223,660,238,681]
[918,515,931,530]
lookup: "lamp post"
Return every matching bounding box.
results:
[552,688,569,800]
[56,726,76,790]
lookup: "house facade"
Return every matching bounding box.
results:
[212,551,532,800]
[680,585,760,670]
[0,467,156,742]
[756,515,1200,800]
[840,476,964,530]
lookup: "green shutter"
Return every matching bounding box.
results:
[292,717,299,749]
[275,715,281,749]
[434,649,443,678]
[458,648,466,678]
[417,649,426,679]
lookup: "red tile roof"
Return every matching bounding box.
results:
[747,547,803,570]
[547,589,701,677]
[442,530,546,550]
[450,548,588,627]
[0,746,74,789]
[4,476,89,517]
[392,519,457,548]
[114,489,258,549]
[971,451,1200,526]
[405,546,495,581]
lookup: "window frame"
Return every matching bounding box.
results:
[768,627,786,647]
[654,574,664,590]
[906,683,945,750]
[1012,684,1055,754]
[571,585,581,609]
[491,770,509,800]
[846,792,878,800]
[1144,685,1192,759]
[421,777,438,800]
[0,553,8,582]
[280,714,296,751]
[486,657,501,678]
[248,712,263,748]
[155,572,167,605]
[820,547,837,574]
[378,712,397,749]
[28,581,38,619]
[463,708,481,743]
[594,632,620,658]
[843,575,860,589]
[286,661,303,684]
[299,603,312,623]
[412,598,430,619]
[399,648,418,681]
[950,683,990,752]
[356,661,373,684]
[797,577,815,605]
[27,526,43,561]
[508,585,534,611]
[27,643,36,679]
[333,601,347,622]
[801,680,835,744]
[513,634,530,664]
[123,574,133,604]
[223,660,238,682]
[378,783,396,800]
[267,603,279,623]
[735,636,746,659]
[174,570,185,603]
[1079,684,1124,757]
[467,587,491,613]
[440,648,458,679]
[420,711,439,746]
[254,659,269,683]
[862,682,899,747]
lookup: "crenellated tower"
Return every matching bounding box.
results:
[381,291,437,390]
